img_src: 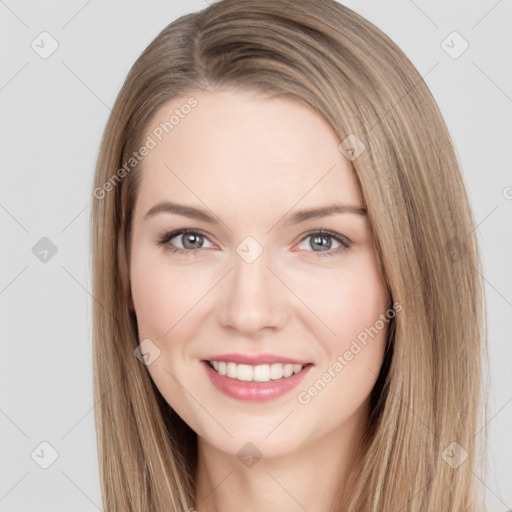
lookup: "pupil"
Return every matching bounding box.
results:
[312,235,331,251]
[184,233,202,249]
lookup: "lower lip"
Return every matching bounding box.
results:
[202,361,313,403]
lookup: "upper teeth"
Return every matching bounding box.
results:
[210,361,303,382]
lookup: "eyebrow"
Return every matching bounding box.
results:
[144,201,367,224]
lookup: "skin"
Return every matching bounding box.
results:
[128,88,390,512]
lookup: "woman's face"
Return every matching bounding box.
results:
[129,88,391,459]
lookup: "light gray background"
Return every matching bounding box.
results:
[1,0,511,510]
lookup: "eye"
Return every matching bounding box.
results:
[296,229,352,257]
[157,229,215,255]
[157,228,352,258]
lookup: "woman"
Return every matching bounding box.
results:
[90,0,488,510]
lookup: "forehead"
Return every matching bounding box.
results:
[134,89,363,222]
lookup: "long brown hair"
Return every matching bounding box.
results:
[90,0,488,509]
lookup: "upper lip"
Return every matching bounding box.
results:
[202,353,312,365]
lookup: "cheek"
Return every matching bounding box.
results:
[129,247,218,341]
[305,253,389,345]
[297,256,389,421]
[130,244,183,340]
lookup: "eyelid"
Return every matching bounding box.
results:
[294,229,352,255]
[157,228,217,250]
[157,228,352,256]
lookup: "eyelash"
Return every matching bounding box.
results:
[156,228,352,258]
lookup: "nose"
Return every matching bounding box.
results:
[217,245,289,335]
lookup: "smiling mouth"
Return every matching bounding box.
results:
[205,360,312,383]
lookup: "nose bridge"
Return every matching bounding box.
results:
[218,238,286,333]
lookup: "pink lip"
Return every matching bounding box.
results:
[201,360,313,403]
[202,353,311,365]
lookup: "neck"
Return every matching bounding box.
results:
[193,402,369,512]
